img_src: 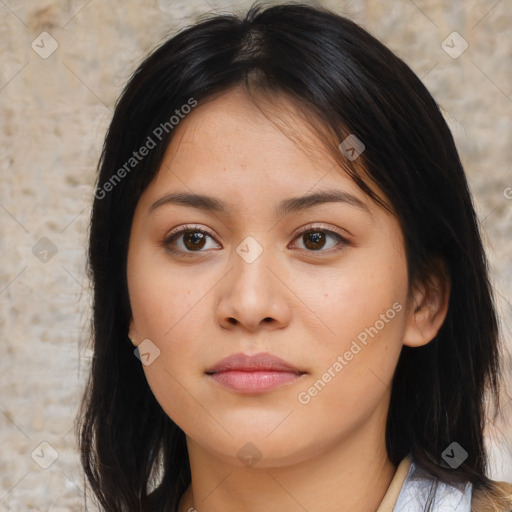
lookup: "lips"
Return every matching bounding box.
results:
[205,352,304,374]
[205,352,306,393]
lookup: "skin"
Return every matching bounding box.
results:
[127,87,449,512]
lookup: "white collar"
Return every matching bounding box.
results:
[393,459,472,511]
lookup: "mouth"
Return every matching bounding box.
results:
[205,352,307,393]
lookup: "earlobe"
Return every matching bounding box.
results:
[403,261,451,348]
[128,318,137,346]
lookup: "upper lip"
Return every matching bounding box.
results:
[205,352,305,374]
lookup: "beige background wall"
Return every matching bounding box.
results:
[1,0,511,510]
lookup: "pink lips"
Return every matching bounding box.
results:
[205,352,306,393]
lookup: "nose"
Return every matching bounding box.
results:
[215,239,292,332]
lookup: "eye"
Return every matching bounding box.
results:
[290,225,350,254]
[162,223,350,257]
[162,225,220,255]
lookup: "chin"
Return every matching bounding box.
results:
[187,427,325,470]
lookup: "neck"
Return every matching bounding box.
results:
[177,410,396,512]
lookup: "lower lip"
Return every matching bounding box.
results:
[208,370,303,393]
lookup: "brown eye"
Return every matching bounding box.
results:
[291,227,349,253]
[163,226,220,255]
[182,231,207,251]
[303,231,327,250]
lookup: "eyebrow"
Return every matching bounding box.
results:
[148,188,370,217]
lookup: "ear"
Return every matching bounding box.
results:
[403,259,451,348]
[128,317,138,346]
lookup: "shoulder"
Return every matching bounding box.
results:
[394,459,472,511]
[472,479,512,512]
[392,455,512,512]
[494,480,512,495]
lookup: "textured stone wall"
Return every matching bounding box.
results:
[1,0,511,510]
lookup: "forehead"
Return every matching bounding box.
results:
[170,88,331,166]
[131,88,401,249]
[148,87,364,200]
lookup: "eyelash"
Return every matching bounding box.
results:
[161,223,351,257]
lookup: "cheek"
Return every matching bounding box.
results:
[295,286,406,433]
[129,275,213,380]
[127,246,217,410]
[128,267,209,430]
[301,236,409,404]
[127,242,211,340]
[314,244,408,347]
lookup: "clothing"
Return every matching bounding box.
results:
[376,455,413,512]
[377,453,472,512]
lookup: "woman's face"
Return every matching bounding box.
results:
[127,88,414,468]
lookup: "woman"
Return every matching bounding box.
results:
[77,3,512,511]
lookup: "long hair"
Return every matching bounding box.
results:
[76,2,512,510]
